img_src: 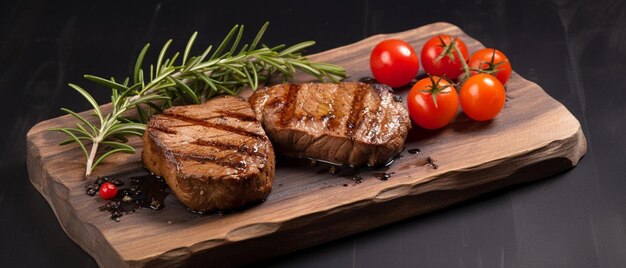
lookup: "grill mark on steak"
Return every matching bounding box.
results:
[345,83,367,140]
[265,96,284,109]
[217,110,258,122]
[161,113,267,140]
[149,124,178,134]
[191,139,265,157]
[366,91,384,143]
[326,84,341,131]
[279,84,301,127]
[172,151,247,170]
[377,94,393,143]
[375,85,399,143]
[201,110,258,122]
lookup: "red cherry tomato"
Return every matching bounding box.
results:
[421,34,469,80]
[459,74,506,121]
[468,48,512,85]
[370,39,419,88]
[99,182,118,200]
[407,76,459,129]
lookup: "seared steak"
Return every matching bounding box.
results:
[142,96,274,212]
[249,82,410,167]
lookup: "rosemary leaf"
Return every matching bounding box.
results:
[91,148,135,171]
[50,128,89,159]
[133,44,150,84]
[210,25,239,61]
[68,84,103,124]
[279,41,316,56]
[156,39,173,76]
[84,75,129,92]
[60,108,97,133]
[183,32,198,65]
[249,22,269,52]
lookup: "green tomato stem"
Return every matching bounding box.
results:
[452,42,471,81]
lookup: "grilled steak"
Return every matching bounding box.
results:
[249,82,410,167]
[142,96,274,212]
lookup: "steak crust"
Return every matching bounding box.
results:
[142,96,274,212]
[249,82,410,167]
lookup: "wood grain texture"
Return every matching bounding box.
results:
[26,22,586,267]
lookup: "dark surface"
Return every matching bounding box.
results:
[1,0,625,267]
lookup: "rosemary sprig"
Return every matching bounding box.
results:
[52,22,346,178]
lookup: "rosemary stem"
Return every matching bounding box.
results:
[85,139,99,177]
[129,69,213,103]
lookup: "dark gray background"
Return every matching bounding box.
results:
[2,0,625,267]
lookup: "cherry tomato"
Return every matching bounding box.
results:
[370,39,419,88]
[459,74,506,121]
[421,34,469,80]
[407,76,459,129]
[99,182,118,200]
[468,48,512,85]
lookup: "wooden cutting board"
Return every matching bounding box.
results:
[26,22,586,267]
